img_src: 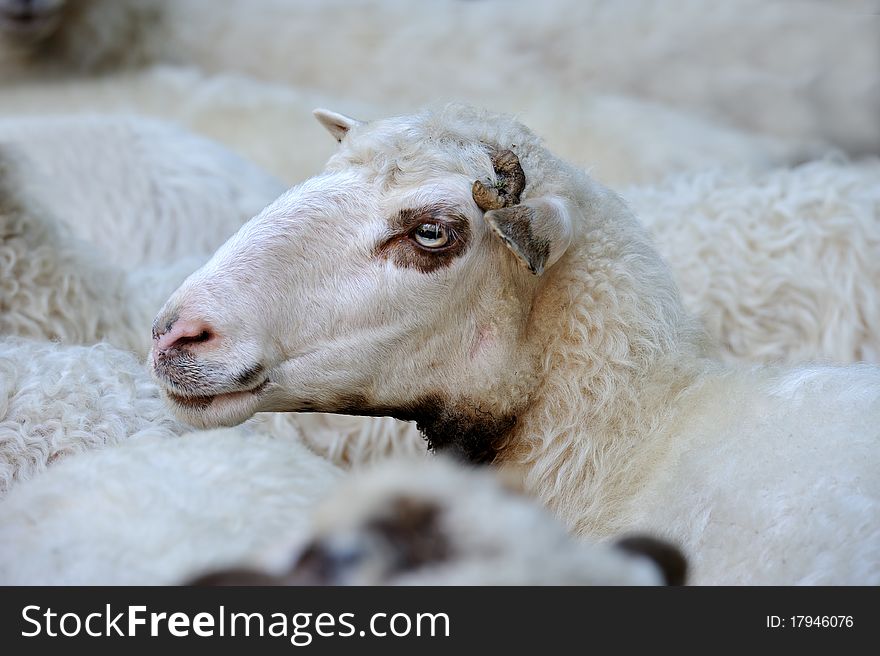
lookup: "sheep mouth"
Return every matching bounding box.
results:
[164,378,270,411]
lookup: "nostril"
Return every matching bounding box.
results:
[153,318,217,354]
[191,330,212,344]
[174,328,214,349]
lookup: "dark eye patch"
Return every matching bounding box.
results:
[375,203,471,273]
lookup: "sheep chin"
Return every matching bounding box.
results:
[162,380,271,429]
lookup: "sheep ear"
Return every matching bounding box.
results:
[483,197,572,276]
[614,535,688,586]
[313,108,364,143]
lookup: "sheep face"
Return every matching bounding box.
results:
[152,107,575,462]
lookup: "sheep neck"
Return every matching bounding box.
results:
[495,194,713,537]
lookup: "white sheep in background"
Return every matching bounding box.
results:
[0,67,815,188]
[0,428,342,585]
[0,0,161,76]
[628,156,880,364]
[0,115,283,352]
[0,336,185,495]
[0,68,351,186]
[1,151,195,354]
[1,114,284,269]
[192,457,684,586]
[150,106,880,584]
[1,166,153,354]
[0,443,681,585]
[1,0,875,154]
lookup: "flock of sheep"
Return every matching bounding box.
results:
[0,0,878,586]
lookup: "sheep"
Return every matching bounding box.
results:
[0,114,425,474]
[627,156,880,364]
[4,102,868,368]
[285,138,878,473]
[1,114,285,270]
[259,152,880,470]
[159,112,880,473]
[0,427,343,585]
[3,109,875,482]
[191,457,685,586]
[150,105,880,584]
[3,109,872,478]
[0,336,185,495]
[0,442,681,585]
[0,66,815,188]
[1,0,875,154]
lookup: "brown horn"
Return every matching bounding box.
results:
[472,148,526,211]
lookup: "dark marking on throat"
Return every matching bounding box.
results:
[335,393,516,465]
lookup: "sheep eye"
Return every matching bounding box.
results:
[412,223,450,249]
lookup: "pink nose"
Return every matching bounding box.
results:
[153,318,216,354]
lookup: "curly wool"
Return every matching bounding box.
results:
[0,159,189,355]
[629,156,880,364]
[0,336,185,496]
[0,165,142,353]
[0,115,283,355]
[253,412,426,468]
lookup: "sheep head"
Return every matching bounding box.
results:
[150,106,582,462]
